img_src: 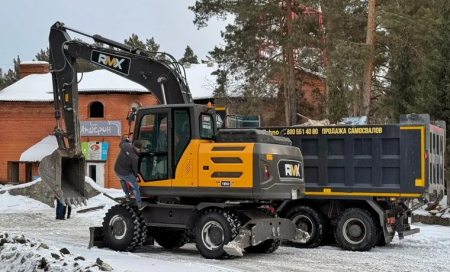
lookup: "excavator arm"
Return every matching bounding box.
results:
[39,21,194,206]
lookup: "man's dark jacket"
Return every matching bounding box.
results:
[114,139,140,176]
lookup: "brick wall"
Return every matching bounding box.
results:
[0,102,55,183]
[19,62,50,78]
[78,93,157,189]
[0,93,158,188]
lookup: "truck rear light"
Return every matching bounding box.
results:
[387,217,396,224]
[264,165,270,178]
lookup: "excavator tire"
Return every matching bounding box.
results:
[244,208,281,254]
[102,203,147,252]
[194,208,241,259]
[153,229,189,249]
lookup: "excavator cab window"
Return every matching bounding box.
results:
[137,110,169,182]
[199,113,214,139]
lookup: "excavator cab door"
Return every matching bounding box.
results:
[134,107,172,183]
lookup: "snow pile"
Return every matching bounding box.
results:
[0,191,52,213]
[85,176,123,197]
[0,232,115,272]
[0,178,42,193]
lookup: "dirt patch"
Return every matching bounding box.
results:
[412,214,450,226]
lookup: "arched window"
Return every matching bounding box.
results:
[89,101,104,118]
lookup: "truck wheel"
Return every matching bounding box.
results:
[153,229,189,249]
[244,208,281,254]
[102,203,147,252]
[286,205,327,248]
[334,208,377,251]
[194,209,241,259]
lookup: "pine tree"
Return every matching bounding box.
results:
[34,48,50,62]
[179,45,199,64]
[0,68,5,90]
[123,34,166,60]
[190,0,325,125]
[375,0,441,122]
[2,55,21,87]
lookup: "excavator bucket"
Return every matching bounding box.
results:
[38,149,87,206]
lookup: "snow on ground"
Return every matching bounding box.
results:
[1,182,450,271]
[0,191,52,213]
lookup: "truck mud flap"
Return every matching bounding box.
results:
[223,218,310,256]
[398,228,420,240]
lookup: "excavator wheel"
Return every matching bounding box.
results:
[153,229,189,249]
[194,208,241,259]
[102,203,147,252]
[244,208,282,254]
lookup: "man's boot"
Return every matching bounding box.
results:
[137,202,148,211]
[125,195,131,202]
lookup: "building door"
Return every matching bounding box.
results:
[87,162,105,187]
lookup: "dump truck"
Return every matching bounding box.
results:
[38,21,310,260]
[238,113,446,251]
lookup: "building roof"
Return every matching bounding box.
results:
[19,135,58,162]
[0,63,222,102]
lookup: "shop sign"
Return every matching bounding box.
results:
[80,121,121,136]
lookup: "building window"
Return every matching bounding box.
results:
[89,101,104,118]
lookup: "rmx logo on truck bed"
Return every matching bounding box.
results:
[278,160,302,179]
[91,50,131,75]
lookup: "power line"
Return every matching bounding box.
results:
[0,63,15,67]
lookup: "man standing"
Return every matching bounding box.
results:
[114,139,147,210]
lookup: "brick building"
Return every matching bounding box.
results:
[0,61,324,188]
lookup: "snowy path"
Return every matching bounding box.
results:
[1,193,450,271]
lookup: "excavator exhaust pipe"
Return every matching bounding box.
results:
[38,149,87,207]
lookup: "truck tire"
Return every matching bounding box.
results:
[194,209,241,259]
[244,208,281,254]
[102,203,147,252]
[286,205,327,248]
[153,229,189,249]
[334,208,378,251]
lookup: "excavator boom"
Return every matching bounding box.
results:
[39,21,194,206]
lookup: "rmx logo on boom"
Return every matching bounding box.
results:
[98,54,124,69]
[91,50,131,75]
[285,163,301,177]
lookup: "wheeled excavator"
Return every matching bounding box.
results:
[38,21,309,259]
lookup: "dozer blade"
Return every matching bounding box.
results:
[89,227,106,249]
[38,149,87,207]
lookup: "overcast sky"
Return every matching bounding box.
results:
[0,0,232,72]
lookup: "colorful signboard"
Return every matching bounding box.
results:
[82,141,109,161]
